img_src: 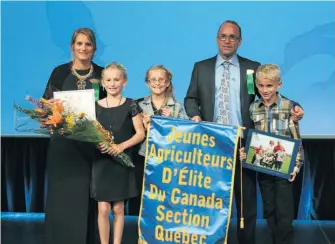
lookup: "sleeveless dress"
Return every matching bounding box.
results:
[91,98,140,202]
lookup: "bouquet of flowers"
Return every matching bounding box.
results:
[14,95,135,168]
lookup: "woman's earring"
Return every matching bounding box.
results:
[103,86,105,91]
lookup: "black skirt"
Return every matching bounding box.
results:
[91,154,138,202]
[45,136,97,244]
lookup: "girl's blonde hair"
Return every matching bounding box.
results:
[145,65,175,100]
[102,62,128,80]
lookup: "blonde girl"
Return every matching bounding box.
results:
[93,62,145,244]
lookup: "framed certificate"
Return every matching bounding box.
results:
[53,89,96,120]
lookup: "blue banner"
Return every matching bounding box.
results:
[138,116,240,244]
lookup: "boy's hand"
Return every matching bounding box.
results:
[291,105,304,122]
[239,147,247,161]
[288,167,299,182]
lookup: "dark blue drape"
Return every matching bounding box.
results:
[1,137,335,220]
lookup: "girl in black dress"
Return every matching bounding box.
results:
[43,28,106,244]
[93,62,145,244]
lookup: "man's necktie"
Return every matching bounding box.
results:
[217,61,230,125]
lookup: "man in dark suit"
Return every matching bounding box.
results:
[184,20,304,244]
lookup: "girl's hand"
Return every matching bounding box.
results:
[239,147,247,161]
[161,107,172,117]
[97,142,113,154]
[142,114,151,129]
[108,143,125,156]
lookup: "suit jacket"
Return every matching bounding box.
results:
[42,62,106,99]
[184,55,260,130]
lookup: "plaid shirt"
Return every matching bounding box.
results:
[249,93,304,172]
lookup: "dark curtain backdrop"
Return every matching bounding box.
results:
[1,136,335,220]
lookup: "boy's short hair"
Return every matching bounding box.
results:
[256,64,281,83]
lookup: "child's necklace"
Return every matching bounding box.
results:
[106,96,123,134]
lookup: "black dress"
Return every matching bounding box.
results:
[91,98,140,202]
[44,62,105,244]
[128,97,161,215]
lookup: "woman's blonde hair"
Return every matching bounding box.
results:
[71,28,97,51]
[102,62,128,80]
[70,28,97,62]
[145,65,175,100]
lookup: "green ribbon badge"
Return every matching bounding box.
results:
[246,69,255,95]
[90,79,100,101]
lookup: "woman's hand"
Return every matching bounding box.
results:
[239,147,247,161]
[161,107,172,117]
[47,98,61,105]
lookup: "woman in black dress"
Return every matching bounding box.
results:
[43,28,106,244]
[93,62,145,244]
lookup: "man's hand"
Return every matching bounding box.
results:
[239,147,247,161]
[191,116,201,123]
[291,105,304,122]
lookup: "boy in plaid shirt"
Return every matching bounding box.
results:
[240,64,304,244]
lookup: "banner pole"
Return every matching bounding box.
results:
[239,126,246,229]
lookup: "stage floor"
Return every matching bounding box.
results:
[1,212,334,244]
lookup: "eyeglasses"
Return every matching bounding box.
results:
[217,34,240,42]
[148,78,166,84]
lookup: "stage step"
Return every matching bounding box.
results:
[1,213,334,244]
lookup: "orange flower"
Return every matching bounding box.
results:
[93,120,112,142]
[52,102,64,114]
[45,110,63,127]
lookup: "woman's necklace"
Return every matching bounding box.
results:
[71,64,94,90]
[106,96,123,134]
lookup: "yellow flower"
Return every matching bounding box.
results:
[65,114,75,129]
[77,112,86,119]
[45,110,63,127]
[40,98,49,104]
